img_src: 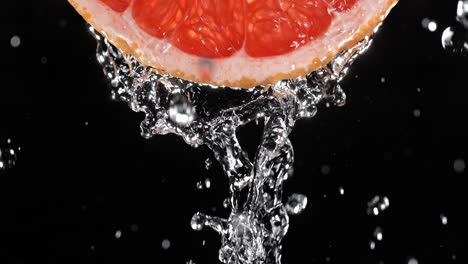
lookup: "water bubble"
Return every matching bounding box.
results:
[205,158,213,170]
[10,35,21,48]
[408,257,418,264]
[115,230,122,239]
[285,193,308,215]
[373,226,383,241]
[441,25,468,55]
[453,158,465,173]
[367,195,390,216]
[380,77,386,83]
[161,239,171,250]
[413,109,421,118]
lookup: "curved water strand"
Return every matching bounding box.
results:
[91,25,374,263]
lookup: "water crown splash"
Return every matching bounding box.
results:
[91,26,373,263]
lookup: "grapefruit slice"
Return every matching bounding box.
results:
[68,0,399,88]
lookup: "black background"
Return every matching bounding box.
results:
[1,0,467,263]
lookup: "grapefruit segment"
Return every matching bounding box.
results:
[68,0,399,88]
[245,0,332,57]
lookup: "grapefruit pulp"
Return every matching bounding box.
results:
[69,0,399,88]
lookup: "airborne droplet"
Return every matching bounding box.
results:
[285,194,308,215]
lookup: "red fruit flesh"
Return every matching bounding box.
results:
[99,0,361,58]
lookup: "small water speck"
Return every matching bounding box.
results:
[416,87,421,93]
[440,214,448,225]
[115,230,122,239]
[90,245,95,250]
[205,158,212,170]
[374,226,383,241]
[285,193,308,215]
[453,158,465,173]
[321,164,331,175]
[205,178,211,189]
[58,18,67,28]
[162,239,171,250]
[413,109,421,118]
[369,240,376,250]
[186,260,196,264]
[422,18,438,32]
[408,257,418,264]
[10,35,21,48]
[380,77,386,83]
[367,195,390,216]
[130,224,139,232]
[40,56,48,64]
[202,240,206,246]
[196,181,204,190]
[339,186,344,195]
[85,121,89,126]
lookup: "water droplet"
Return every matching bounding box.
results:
[339,186,345,195]
[422,18,438,32]
[457,0,468,28]
[413,109,421,118]
[10,35,21,48]
[130,224,139,232]
[321,164,331,175]
[453,158,465,173]
[408,257,418,264]
[369,240,376,250]
[374,226,383,241]
[440,214,448,225]
[196,181,204,190]
[285,193,308,215]
[191,212,205,231]
[168,91,196,127]
[441,25,468,55]
[90,245,95,250]
[162,239,171,250]
[186,260,196,264]
[0,140,19,171]
[205,158,213,170]
[416,87,421,93]
[115,230,122,239]
[40,56,48,64]
[58,18,67,28]
[85,121,89,126]
[223,198,230,208]
[205,178,211,189]
[380,77,386,83]
[367,195,390,216]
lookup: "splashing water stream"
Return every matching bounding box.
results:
[91,25,374,263]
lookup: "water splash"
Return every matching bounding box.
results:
[441,0,468,55]
[91,24,373,263]
[0,139,18,171]
[367,195,390,216]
